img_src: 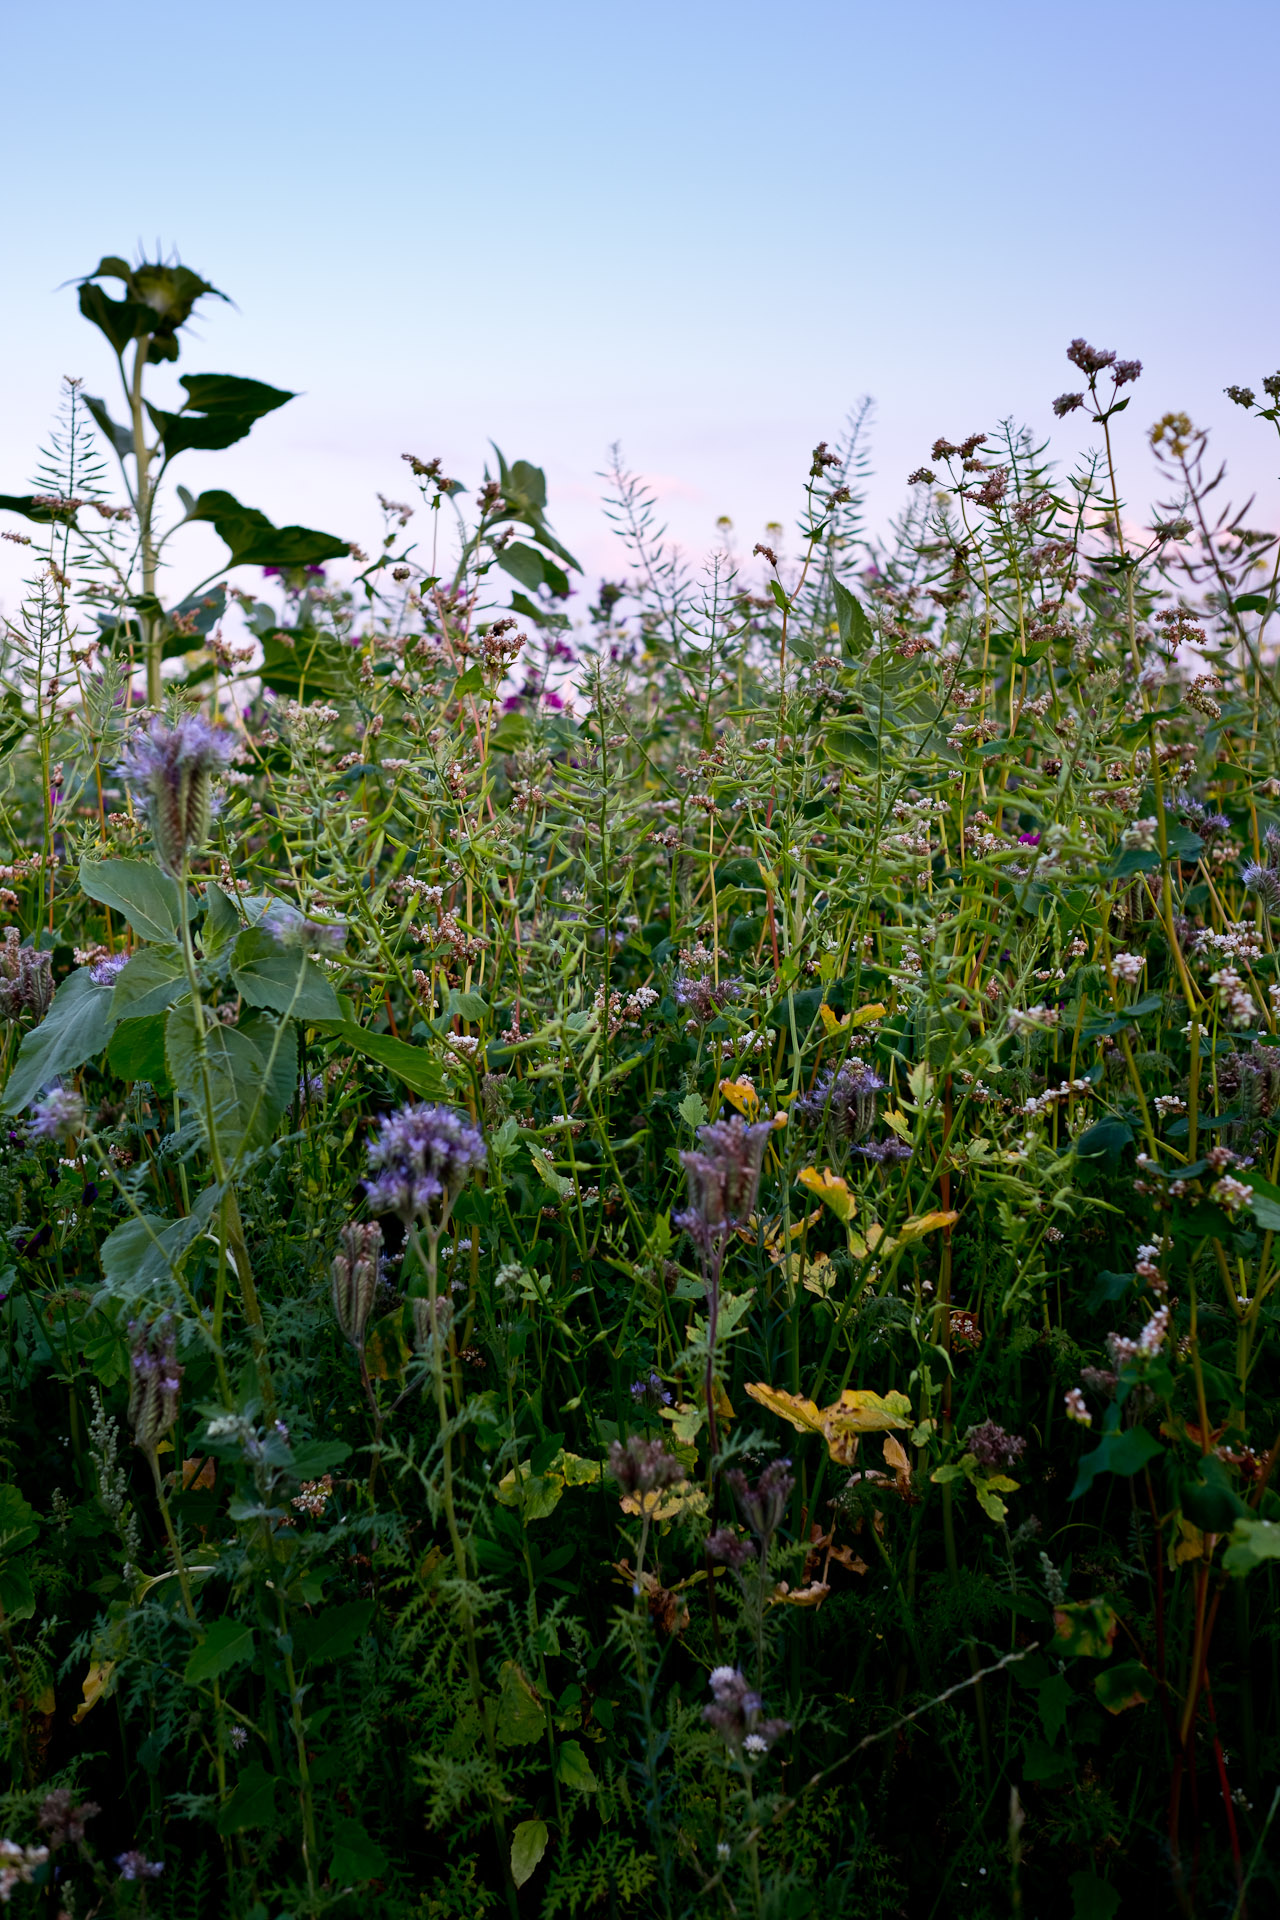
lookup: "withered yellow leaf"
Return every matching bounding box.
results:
[850,1002,887,1028]
[72,1660,115,1724]
[797,1165,857,1224]
[818,1004,850,1036]
[898,1209,958,1241]
[744,1383,827,1434]
[882,1434,911,1475]
[719,1076,760,1119]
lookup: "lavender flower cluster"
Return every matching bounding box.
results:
[364,1102,487,1223]
[118,713,236,877]
[704,1666,789,1757]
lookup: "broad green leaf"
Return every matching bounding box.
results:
[0,1484,40,1557]
[446,987,490,1022]
[183,1617,255,1685]
[1180,1454,1248,1533]
[556,1739,598,1792]
[294,1600,375,1666]
[1,968,118,1113]
[511,1819,549,1889]
[230,929,342,1021]
[97,1186,220,1304]
[1052,1598,1118,1659]
[1069,1871,1121,1920]
[318,1021,447,1098]
[1070,1426,1162,1500]
[215,1761,278,1834]
[678,1091,709,1129]
[1094,1659,1155,1714]
[110,948,187,1020]
[494,1660,544,1746]
[0,1564,35,1622]
[1037,1671,1073,1745]
[150,373,294,459]
[329,1816,387,1885]
[83,394,134,458]
[185,489,348,569]
[833,578,873,653]
[165,1003,295,1161]
[107,1014,172,1088]
[80,857,187,944]
[200,883,243,954]
[1224,1517,1280,1575]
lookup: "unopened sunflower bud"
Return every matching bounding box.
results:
[331,1222,383,1348]
[128,1315,182,1453]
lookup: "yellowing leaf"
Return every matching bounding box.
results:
[818,1004,850,1037]
[770,1580,830,1607]
[797,1165,857,1224]
[744,1383,828,1434]
[619,1482,707,1524]
[882,1434,911,1475]
[850,1002,887,1028]
[883,1109,912,1141]
[762,1208,822,1262]
[719,1076,760,1119]
[898,1209,958,1242]
[799,1253,836,1298]
[1172,1516,1207,1567]
[72,1660,115,1724]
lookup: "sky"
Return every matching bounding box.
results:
[2,0,1278,620]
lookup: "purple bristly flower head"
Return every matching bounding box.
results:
[364,1102,487,1224]
[0,930,53,1021]
[608,1435,685,1497]
[116,1850,164,1882]
[963,1420,1026,1470]
[89,952,131,987]
[331,1220,383,1348]
[726,1457,794,1543]
[794,1062,885,1145]
[127,1313,182,1453]
[852,1137,913,1163]
[678,1114,772,1241]
[631,1369,674,1409]
[706,1525,755,1569]
[30,1086,86,1144]
[1242,863,1280,915]
[260,899,347,955]
[117,712,236,876]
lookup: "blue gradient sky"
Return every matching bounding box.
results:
[2,0,1278,614]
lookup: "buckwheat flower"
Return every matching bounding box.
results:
[29,1086,85,1144]
[743,1733,769,1755]
[964,1421,1026,1469]
[331,1220,383,1348]
[1052,392,1085,417]
[1122,817,1158,852]
[1139,1306,1170,1353]
[1213,1174,1252,1213]
[116,1850,164,1881]
[364,1102,486,1224]
[127,1314,182,1453]
[118,713,236,876]
[0,1839,50,1899]
[1111,951,1145,986]
[38,1789,100,1849]
[1064,1387,1091,1426]
[260,899,347,954]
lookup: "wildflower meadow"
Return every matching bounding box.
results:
[0,253,1278,1919]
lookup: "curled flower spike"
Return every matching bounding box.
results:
[675,1114,772,1247]
[364,1102,487,1225]
[608,1436,684,1498]
[118,713,236,876]
[726,1457,795,1543]
[127,1314,182,1453]
[331,1221,383,1348]
[0,930,53,1021]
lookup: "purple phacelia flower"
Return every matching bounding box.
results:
[364,1102,487,1224]
[89,952,131,987]
[118,713,236,876]
[0,930,53,1021]
[963,1420,1027,1470]
[794,1063,885,1145]
[30,1087,86,1144]
[260,899,347,955]
[127,1314,182,1453]
[116,1850,164,1882]
[675,1114,772,1244]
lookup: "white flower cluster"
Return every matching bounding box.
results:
[1111,950,1145,985]
[1208,967,1260,1029]
[1021,1077,1093,1119]
[1008,1003,1060,1035]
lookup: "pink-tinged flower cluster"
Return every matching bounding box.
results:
[704,1666,789,1757]
[30,1087,85,1144]
[118,713,236,876]
[364,1102,487,1223]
